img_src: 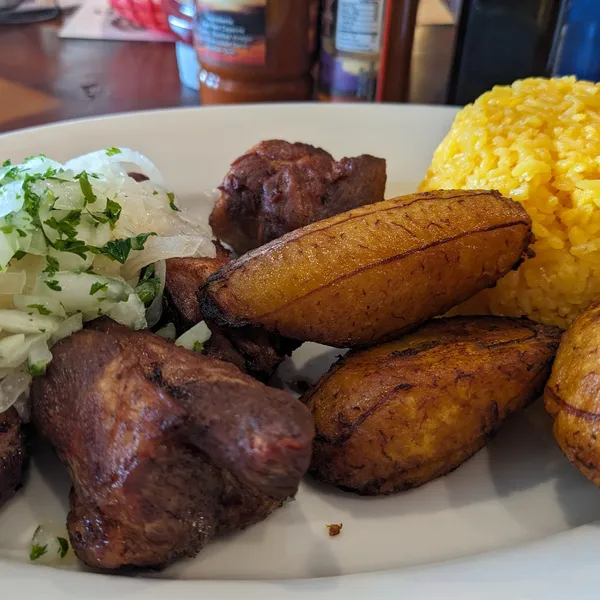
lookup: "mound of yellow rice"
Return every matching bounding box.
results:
[420,76,600,329]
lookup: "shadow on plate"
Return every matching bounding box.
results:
[299,397,600,530]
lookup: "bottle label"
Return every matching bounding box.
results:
[334,0,386,54]
[319,0,385,101]
[194,0,267,66]
[318,50,380,102]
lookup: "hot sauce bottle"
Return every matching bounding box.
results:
[193,0,320,105]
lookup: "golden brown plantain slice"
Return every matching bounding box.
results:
[545,300,600,485]
[306,316,562,495]
[201,190,533,348]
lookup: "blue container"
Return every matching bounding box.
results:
[550,0,600,80]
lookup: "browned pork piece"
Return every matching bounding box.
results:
[163,246,299,381]
[0,407,26,508]
[31,319,314,570]
[209,139,387,253]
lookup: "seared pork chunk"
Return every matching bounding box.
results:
[164,249,299,381]
[31,319,314,570]
[0,407,26,508]
[209,139,387,253]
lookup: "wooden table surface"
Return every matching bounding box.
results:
[0,14,455,134]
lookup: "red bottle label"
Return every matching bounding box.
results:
[194,0,267,66]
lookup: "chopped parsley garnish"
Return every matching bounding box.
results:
[22,175,42,218]
[105,198,122,229]
[106,147,121,156]
[92,232,156,264]
[152,190,158,196]
[142,263,154,279]
[57,537,69,558]
[90,282,108,295]
[45,279,62,291]
[192,341,205,353]
[3,166,22,180]
[78,171,97,204]
[43,255,60,276]
[136,264,160,305]
[28,362,47,377]
[13,250,26,261]
[2,159,10,167]
[24,154,47,162]
[16,228,26,237]
[51,238,88,259]
[0,225,14,234]
[29,544,48,561]
[27,304,51,315]
[167,192,180,211]
[88,198,121,230]
[44,213,80,240]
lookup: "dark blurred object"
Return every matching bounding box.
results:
[447,0,562,105]
[549,0,600,81]
[192,0,320,105]
[0,0,59,23]
[318,0,419,103]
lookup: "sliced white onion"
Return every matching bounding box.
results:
[27,337,52,376]
[0,334,26,366]
[0,271,26,295]
[121,235,215,280]
[0,310,60,335]
[50,313,83,345]
[156,322,176,340]
[64,148,166,188]
[30,521,71,565]
[175,320,211,352]
[14,295,66,318]
[20,156,63,178]
[0,367,32,413]
[0,228,19,269]
[145,260,166,328]
[12,389,31,422]
[33,272,130,314]
[47,180,85,211]
[107,292,147,330]
[0,180,25,218]
[0,333,48,370]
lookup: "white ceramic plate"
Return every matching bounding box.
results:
[1,104,600,600]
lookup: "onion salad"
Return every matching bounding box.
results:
[0,148,215,417]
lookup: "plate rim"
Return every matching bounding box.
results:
[0,102,596,599]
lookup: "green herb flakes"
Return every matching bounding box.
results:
[28,362,47,377]
[27,304,52,315]
[45,279,62,291]
[57,537,69,559]
[92,232,156,264]
[167,192,180,211]
[29,544,48,561]
[78,171,97,204]
[43,256,60,276]
[106,147,122,157]
[90,282,108,295]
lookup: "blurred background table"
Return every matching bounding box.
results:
[0,7,456,134]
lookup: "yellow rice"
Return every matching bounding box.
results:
[419,76,600,329]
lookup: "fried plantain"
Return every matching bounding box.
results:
[200,190,533,348]
[305,316,561,495]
